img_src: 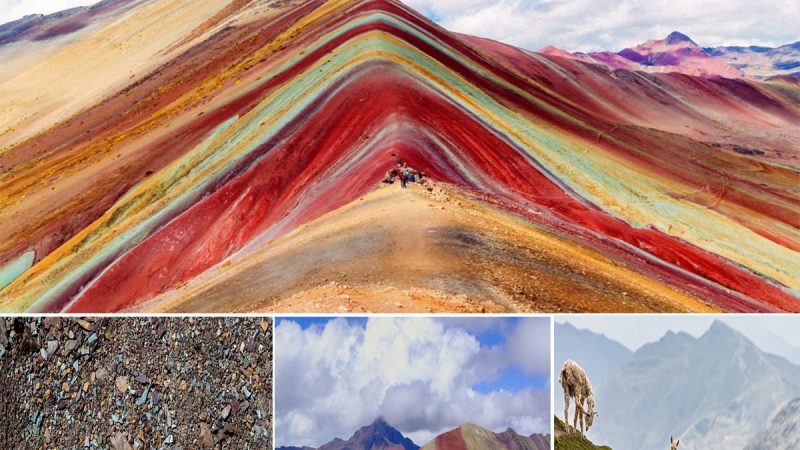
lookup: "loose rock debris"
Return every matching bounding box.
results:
[0,317,272,449]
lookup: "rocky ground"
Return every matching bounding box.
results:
[0,317,272,449]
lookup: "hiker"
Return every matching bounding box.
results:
[401,163,411,188]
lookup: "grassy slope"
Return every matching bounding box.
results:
[554,416,612,450]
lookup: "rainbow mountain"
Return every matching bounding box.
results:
[0,0,798,312]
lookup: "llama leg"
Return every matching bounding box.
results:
[573,397,579,433]
[564,391,570,430]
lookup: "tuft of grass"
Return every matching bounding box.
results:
[554,416,613,450]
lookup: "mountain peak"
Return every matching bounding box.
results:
[344,418,419,450]
[666,31,695,45]
[705,319,737,338]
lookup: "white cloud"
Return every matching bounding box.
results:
[402,0,800,52]
[0,1,93,26]
[275,317,550,448]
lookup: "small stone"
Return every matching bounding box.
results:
[242,386,251,398]
[86,333,98,345]
[136,385,150,406]
[46,340,59,356]
[43,317,61,330]
[258,321,269,332]
[179,380,188,391]
[111,432,133,450]
[156,324,166,340]
[76,319,93,331]
[115,376,128,394]
[221,405,231,420]
[96,367,109,381]
[134,373,147,384]
[64,340,79,355]
[199,423,214,447]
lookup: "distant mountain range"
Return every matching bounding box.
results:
[554,322,632,390]
[421,423,549,450]
[277,418,419,450]
[706,42,800,79]
[541,31,800,79]
[557,320,800,450]
[278,419,550,450]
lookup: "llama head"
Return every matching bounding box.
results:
[585,396,597,429]
[670,436,680,450]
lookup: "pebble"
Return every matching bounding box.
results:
[111,432,133,450]
[64,340,79,355]
[135,385,150,406]
[76,319,93,331]
[115,377,129,394]
[199,423,214,447]
[46,340,59,356]
[221,405,231,420]
[96,367,109,381]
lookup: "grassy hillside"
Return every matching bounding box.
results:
[554,416,612,450]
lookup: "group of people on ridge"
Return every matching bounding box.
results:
[383,157,424,188]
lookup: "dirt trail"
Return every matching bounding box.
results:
[129,181,716,313]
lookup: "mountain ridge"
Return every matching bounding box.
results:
[593,320,800,450]
[420,422,549,450]
[277,418,419,450]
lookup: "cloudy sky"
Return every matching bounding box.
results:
[403,0,800,51]
[3,0,799,52]
[560,315,800,364]
[275,317,551,447]
[0,0,88,25]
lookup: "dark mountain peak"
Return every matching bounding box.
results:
[666,31,695,45]
[371,417,390,428]
[343,418,419,450]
